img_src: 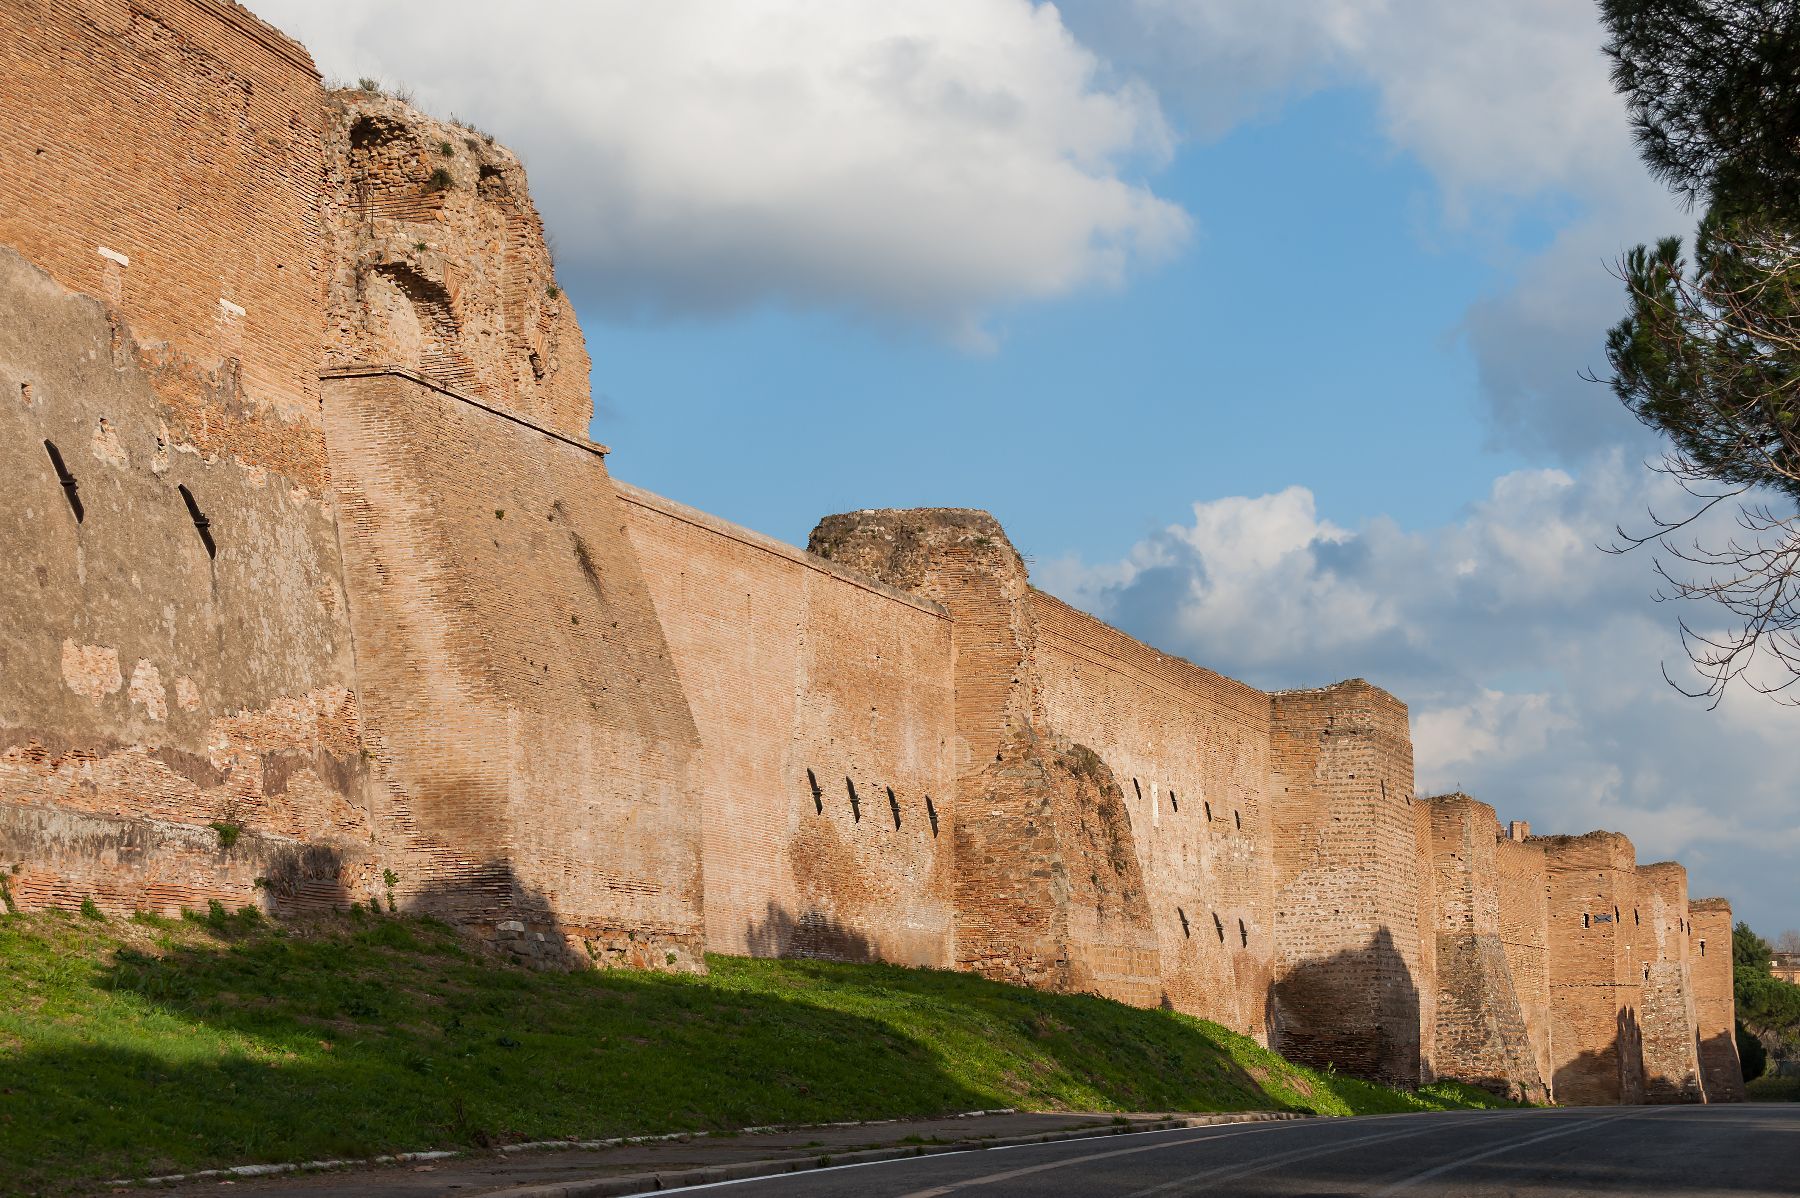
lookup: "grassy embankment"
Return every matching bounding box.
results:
[0,905,1511,1192]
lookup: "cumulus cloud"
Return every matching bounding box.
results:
[249,0,1188,347]
[1063,0,1694,455]
[1038,458,1800,928]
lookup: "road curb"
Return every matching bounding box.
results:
[482,1111,1309,1198]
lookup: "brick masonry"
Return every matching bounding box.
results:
[0,0,1742,1104]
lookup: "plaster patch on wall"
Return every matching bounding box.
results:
[90,417,129,468]
[128,659,167,720]
[174,675,201,712]
[61,639,122,700]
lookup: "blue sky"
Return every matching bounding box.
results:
[259,0,1795,933]
[586,84,1524,558]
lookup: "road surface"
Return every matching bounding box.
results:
[643,1105,1799,1197]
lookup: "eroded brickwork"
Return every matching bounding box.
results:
[1497,832,1554,1092]
[321,371,702,967]
[1539,833,1647,1105]
[1424,795,1547,1103]
[618,483,957,967]
[1267,682,1426,1086]
[1027,593,1275,1037]
[1637,862,1704,1102]
[321,92,591,439]
[1690,898,1746,1101]
[0,0,331,488]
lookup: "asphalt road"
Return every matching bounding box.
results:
[644,1105,1800,1197]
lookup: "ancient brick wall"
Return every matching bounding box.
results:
[1027,592,1275,1037]
[1690,898,1745,1101]
[1,245,370,917]
[0,0,332,487]
[1267,682,1427,1087]
[321,370,703,967]
[808,510,1168,1007]
[321,91,592,440]
[1539,832,1647,1104]
[618,483,957,967]
[0,0,368,921]
[1497,831,1554,1093]
[1424,795,1547,1102]
[1637,862,1704,1102]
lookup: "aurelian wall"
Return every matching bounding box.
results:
[1027,592,1277,1037]
[321,90,592,440]
[321,370,703,967]
[1424,795,1547,1102]
[0,0,374,918]
[1637,862,1704,1102]
[0,246,370,916]
[808,510,1168,1009]
[1496,832,1554,1092]
[1540,833,1646,1105]
[1267,682,1427,1087]
[1690,898,1745,1101]
[618,482,957,967]
[0,0,332,484]
[0,0,1743,1105]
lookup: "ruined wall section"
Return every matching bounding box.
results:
[1690,897,1745,1101]
[1027,592,1276,1038]
[810,510,1166,1008]
[618,483,957,967]
[1424,795,1547,1103]
[1637,862,1704,1102]
[1267,682,1426,1087]
[1,247,370,917]
[0,0,375,919]
[1539,832,1646,1104]
[322,371,702,967]
[321,92,592,440]
[0,0,332,488]
[1497,832,1553,1093]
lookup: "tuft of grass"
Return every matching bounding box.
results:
[210,822,241,851]
[79,897,104,922]
[437,140,455,156]
[0,911,1516,1191]
[424,167,454,193]
[546,284,561,301]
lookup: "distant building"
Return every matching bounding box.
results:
[1772,954,1800,985]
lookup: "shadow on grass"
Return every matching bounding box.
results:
[0,901,1499,1193]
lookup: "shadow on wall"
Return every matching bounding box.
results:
[744,902,876,963]
[1553,1006,1645,1106]
[1273,926,1421,1089]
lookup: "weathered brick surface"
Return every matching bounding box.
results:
[1027,593,1275,1037]
[1637,862,1704,1103]
[320,370,703,968]
[1,243,371,918]
[321,92,592,440]
[1497,832,1554,1091]
[0,0,331,489]
[1267,682,1426,1086]
[1538,832,1647,1105]
[1690,898,1746,1101]
[1424,795,1547,1103]
[618,483,957,966]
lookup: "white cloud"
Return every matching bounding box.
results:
[249,0,1189,347]
[1063,0,1695,455]
[1042,457,1800,929]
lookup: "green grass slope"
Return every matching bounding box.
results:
[0,906,1512,1192]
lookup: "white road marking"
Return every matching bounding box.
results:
[1121,1112,1541,1198]
[1370,1108,1654,1193]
